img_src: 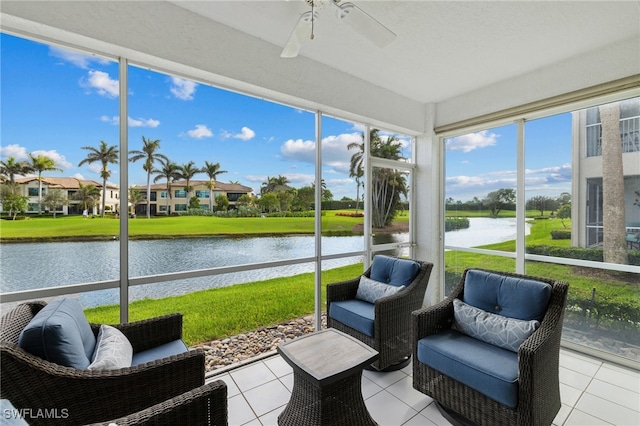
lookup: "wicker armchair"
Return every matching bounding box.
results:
[88,380,227,426]
[0,301,227,426]
[327,255,433,371]
[412,268,569,426]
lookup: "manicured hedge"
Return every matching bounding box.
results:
[445,217,470,232]
[527,245,640,266]
[550,230,571,240]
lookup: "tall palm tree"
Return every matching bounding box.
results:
[129,136,168,218]
[348,140,365,214]
[78,140,119,217]
[28,153,63,214]
[600,102,627,264]
[177,161,201,201]
[202,161,227,211]
[0,156,32,185]
[348,129,406,227]
[73,181,101,212]
[153,159,180,215]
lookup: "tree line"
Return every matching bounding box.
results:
[1,129,408,227]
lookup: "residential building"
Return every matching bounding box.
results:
[11,177,119,216]
[135,180,254,215]
[572,99,640,247]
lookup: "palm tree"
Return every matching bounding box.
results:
[78,140,119,217]
[348,140,365,214]
[153,159,180,215]
[349,129,406,227]
[128,187,145,216]
[129,137,168,218]
[600,102,627,264]
[0,156,32,184]
[177,161,201,202]
[28,153,63,214]
[73,181,101,212]
[202,161,227,211]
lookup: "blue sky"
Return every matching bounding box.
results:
[1,33,572,202]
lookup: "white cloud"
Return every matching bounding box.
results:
[0,144,29,160]
[170,77,197,100]
[187,124,213,139]
[233,127,256,141]
[81,70,119,98]
[446,130,499,152]
[129,117,160,128]
[30,149,73,169]
[49,46,109,69]
[101,115,160,128]
[280,132,361,175]
[72,173,85,180]
[281,139,315,163]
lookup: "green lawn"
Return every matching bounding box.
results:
[0,210,380,240]
[85,263,363,346]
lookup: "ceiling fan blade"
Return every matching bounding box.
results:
[281,10,318,58]
[335,2,396,48]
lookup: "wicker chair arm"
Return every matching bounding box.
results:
[517,281,569,418]
[87,380,228,426]
[326,276,362,305]
[1,345,205,426]
[412,298,454,340]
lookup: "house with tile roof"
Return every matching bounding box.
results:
[137,179,254,216]
[11,177,120,216]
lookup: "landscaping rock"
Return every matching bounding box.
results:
[192,312,327,372]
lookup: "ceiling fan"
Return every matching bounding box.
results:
[280,0,396,58]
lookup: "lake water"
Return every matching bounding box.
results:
[0,218,525,307]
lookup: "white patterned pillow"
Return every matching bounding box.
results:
[355,275,405,303]
[452,298,540,352]
[88,325,133,370]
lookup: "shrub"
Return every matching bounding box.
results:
[336,212,364,218]
[550,230,571,240]
[445,217,470,232]
[527,245,640,266]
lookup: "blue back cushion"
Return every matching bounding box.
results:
[18,298,96,368]
[370,255,420,288]
[463,270,552,322]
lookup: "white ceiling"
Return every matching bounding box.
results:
[170,0,640,105]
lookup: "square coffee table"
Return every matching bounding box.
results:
[277,328,378,426]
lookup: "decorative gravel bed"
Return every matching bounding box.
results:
[193,313,328,372]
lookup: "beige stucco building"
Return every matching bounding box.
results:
[135,179,254,216]
[11,177,120,216]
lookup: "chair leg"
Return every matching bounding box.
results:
[364,355,411,372]
[435,401,480,426]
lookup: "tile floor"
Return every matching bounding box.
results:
[206,348,640,426]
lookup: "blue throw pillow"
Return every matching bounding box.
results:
[369,255,420,287]
[18,298,96,368]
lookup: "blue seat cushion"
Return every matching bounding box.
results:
[18,298,96,369]
[417,330,519,408]
[328,299,375,337]
[132,339,188,366]
[464,269,552,322]
[370,255,420,287]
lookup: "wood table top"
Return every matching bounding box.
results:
[277,329,378,386]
